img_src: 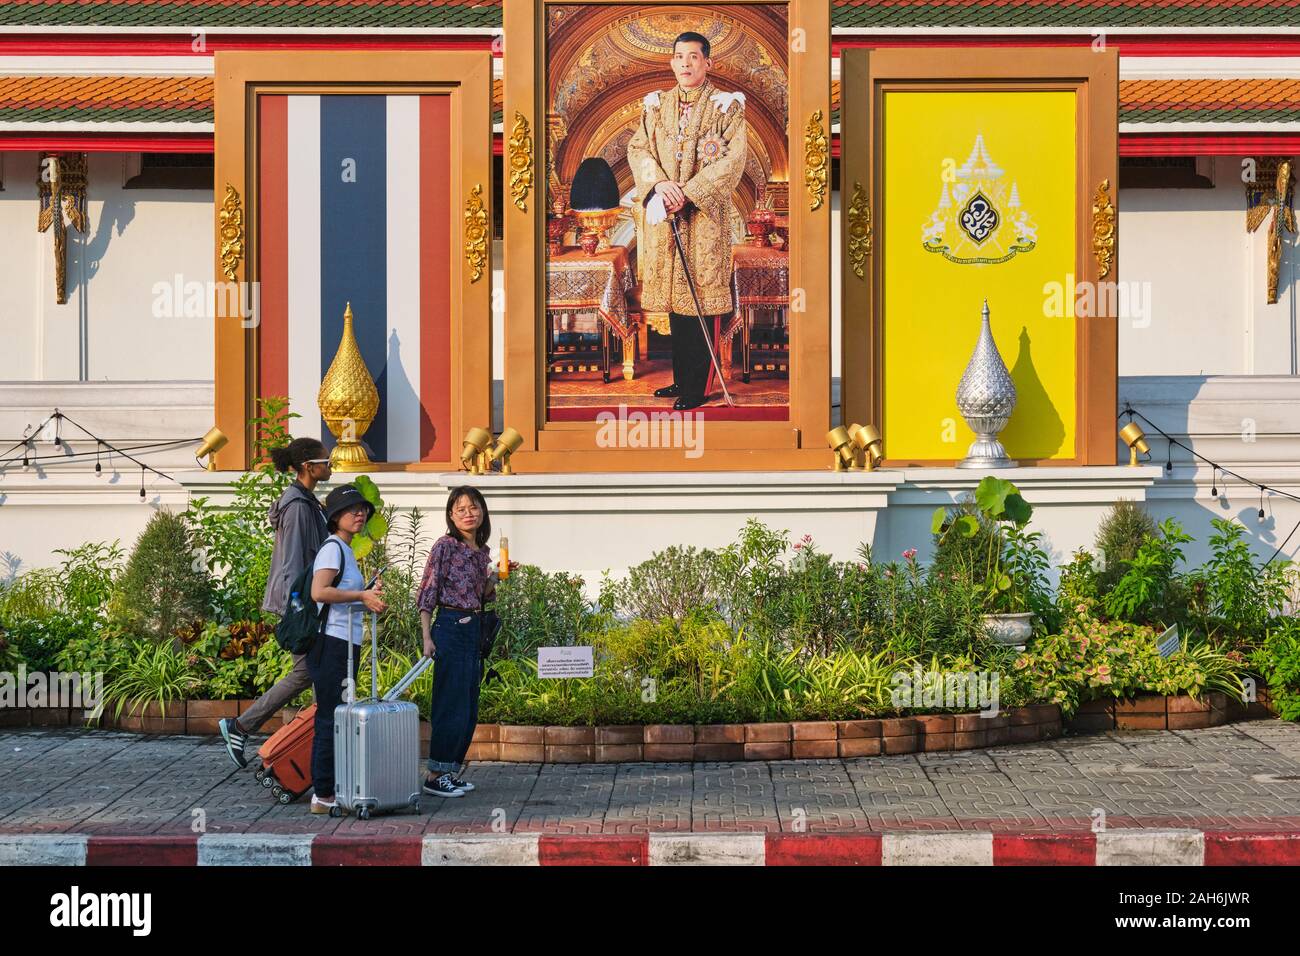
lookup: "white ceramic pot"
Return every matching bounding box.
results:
[983,612,1035,650]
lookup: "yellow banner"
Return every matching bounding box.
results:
[882,90,1077,461]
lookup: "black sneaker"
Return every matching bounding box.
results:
[422,773,465,798]
[219,718,248,769]
[449,775,475,792]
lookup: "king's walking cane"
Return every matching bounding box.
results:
[668,211,735,407]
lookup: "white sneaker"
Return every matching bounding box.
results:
[310,794,342,815]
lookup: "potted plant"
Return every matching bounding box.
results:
[931,476,1050,649]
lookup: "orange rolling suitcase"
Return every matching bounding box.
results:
[255,703,317,805]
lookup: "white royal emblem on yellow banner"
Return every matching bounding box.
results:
[921,134,1037,265]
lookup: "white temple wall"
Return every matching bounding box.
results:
[0,152,214,383]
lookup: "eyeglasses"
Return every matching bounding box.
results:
[452,505,482,517]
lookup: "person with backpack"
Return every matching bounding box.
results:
[219,438,331,769]
[416,486,496,798]
[306,483,387,815]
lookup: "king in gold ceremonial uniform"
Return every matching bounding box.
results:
[628,31,747,410]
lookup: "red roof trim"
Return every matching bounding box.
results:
[0,132,213,152]
[1120,133,1300,155]
[2,132,1293,160]
[1,33,1299,58]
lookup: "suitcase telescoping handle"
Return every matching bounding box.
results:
[382,657,432,702]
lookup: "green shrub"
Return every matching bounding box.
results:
[185,397,295,623]
[0,542,126,670]
[1094,499,1158,593]
[493,565,596,661]
[1187,518,1291,646]
[1103,517,1191,628]
[1250,618,1300,721]
[604,544,723,622]
[113,510,212,641]
[367,506,428,656]
[930,499,1000,584]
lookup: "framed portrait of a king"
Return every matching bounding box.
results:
[503,0,831,471]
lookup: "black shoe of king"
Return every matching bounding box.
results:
[673,395,706,411]
[653,384,681,398]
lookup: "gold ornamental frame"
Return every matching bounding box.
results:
[839,48,1120,467]
[503,0,832,472]
[211,50,494,471]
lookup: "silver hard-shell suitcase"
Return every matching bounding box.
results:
[332,609,431,819]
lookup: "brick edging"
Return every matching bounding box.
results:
[469,705,1066,762]
[5,692,1274,761]
[3,830,1298,866]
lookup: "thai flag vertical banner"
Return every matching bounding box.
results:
[258,93,452,463]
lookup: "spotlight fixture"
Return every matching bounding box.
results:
[1119,422,1149,467]
[826,426,856,472]
[1259,489,1267,523]
[94,440,102,476]
[461,426,492,475]
[195,426,229,471]
[848,423,884,472]
[487,427,524,475]
[139,465,147,500]
[1211,467,1218,498]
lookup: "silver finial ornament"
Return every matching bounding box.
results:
[955,299,1018,468]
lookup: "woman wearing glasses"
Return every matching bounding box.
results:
[415,486,496,798]
[219,437,333,769]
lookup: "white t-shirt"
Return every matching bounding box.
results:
[312,535,365,644]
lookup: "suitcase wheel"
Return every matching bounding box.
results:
[357,807,372,821]
[329,806,342,818]
[253,768,265,784]
[272,785,292,805]
[261,772,275,789]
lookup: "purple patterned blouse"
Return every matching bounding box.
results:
[416,534,496,612]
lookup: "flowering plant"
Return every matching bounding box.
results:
[1014,604,1246,716]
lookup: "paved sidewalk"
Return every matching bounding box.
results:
[3,720,1300,838]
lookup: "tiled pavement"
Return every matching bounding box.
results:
[3,721,1300,837]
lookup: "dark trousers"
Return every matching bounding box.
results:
[668,311,728,401]
[427,608,482,774]
[306,634,359,800]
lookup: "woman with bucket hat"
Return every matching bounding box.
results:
[305,483,388,815]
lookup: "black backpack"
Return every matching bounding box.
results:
[274,539,344,654]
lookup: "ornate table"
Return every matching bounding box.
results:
[546,245,638,382]
[725,243,789,382]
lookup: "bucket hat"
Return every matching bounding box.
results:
[324,483,375,524]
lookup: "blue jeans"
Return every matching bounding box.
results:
[306,634,359,800]
[427,608,482,774]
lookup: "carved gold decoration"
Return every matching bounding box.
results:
[508,112,535,212]
[464,183,488,283]
[1246,159,1295,305]
[318,303,380,471]
[36,153,88,305]
[804,110,829,212]
[846,180,872,280]
[1092,178,1116,279]
[218,183,244,283]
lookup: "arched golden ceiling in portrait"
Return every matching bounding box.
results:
[546,3,789,215]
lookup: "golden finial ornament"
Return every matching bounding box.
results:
[318,302,380,471]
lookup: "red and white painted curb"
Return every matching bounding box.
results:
[1,830,1299,866]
